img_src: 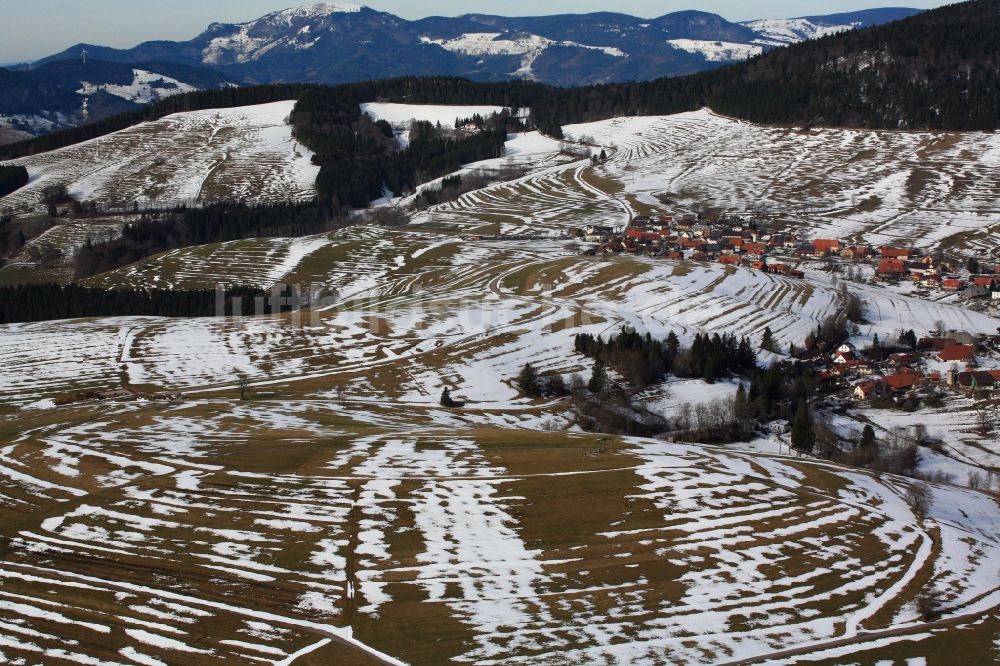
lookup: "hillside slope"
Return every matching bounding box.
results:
[1,101,318,213]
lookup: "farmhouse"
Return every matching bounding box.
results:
[918,337,956,352]
[854,381,882,400]
[937,344,976,363]
[840,245,871,259]
[883,372,921,394]
[942,278,963,291]
[956,371,996,390]
[964,285,991,300]
[876,259,907,279]
[812,239,841,254]
[880,246,912,259]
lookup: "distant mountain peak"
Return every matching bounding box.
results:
[275,3,366,19]
[25,5,922,91]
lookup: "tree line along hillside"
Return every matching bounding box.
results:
[0,283,273,324]
[73,202,329,279]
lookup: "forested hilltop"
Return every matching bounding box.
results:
[538,0,1000,131]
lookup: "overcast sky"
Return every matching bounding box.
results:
[1,0,946,64]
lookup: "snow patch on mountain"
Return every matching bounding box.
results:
[201,3,365,64]
[666,39,762,62]
[420,32,625,79]
[276,2,363,20]
[742,18,856,46]
[421,32,625,59]
[76,70,198,105]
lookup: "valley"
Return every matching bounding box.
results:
[3,89,1000,663]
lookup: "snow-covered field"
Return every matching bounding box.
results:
[4,104,1000,663]
[1,101,319,213]
[3,402,999,664]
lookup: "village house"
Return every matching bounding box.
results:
[854,381,879,400]
[887,352,919,369]
[876,258,907,280]
[964,285,991,300]
[942,278,963,291]
[883,372,922,394]
[833,349,856,364]
[955,370,996,391]
[880,246,912,260]
[937,344,976,364]
[812,239,841,254]
[840,245,871,259]
[918,337,956,352]
[767,419,790,435]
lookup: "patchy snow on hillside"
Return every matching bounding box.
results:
[77,69,198,105]
[420,32,625,59]
[743,18,855,46]
[666,39,762,62]
[3,101,318,213]
[420,32,625,78]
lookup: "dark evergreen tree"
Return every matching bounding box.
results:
[860,424,877,450]
[791,403,816,455]
[517,363,542,398]
[761,326,775,352]
[588,359,608,393]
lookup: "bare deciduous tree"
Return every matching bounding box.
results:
[237,374,249,400]
[906,483,931,521]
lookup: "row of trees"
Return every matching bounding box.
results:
[0,283,272,324]
[74,201,328,278]
[574,327,758,387]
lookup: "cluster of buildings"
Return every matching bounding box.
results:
[872,246,1000,301]
[569,214,1000,301]
[569,214,807,277]
[807,333,1000,402]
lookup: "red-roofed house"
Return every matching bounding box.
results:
[883,372,921,393]
[938,345,976,363]
[877,259,907,278]
[812,239,841,254]
[942,278,963,291]
[881,246,912,259]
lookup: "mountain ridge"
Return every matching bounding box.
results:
[30,4,921,87]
